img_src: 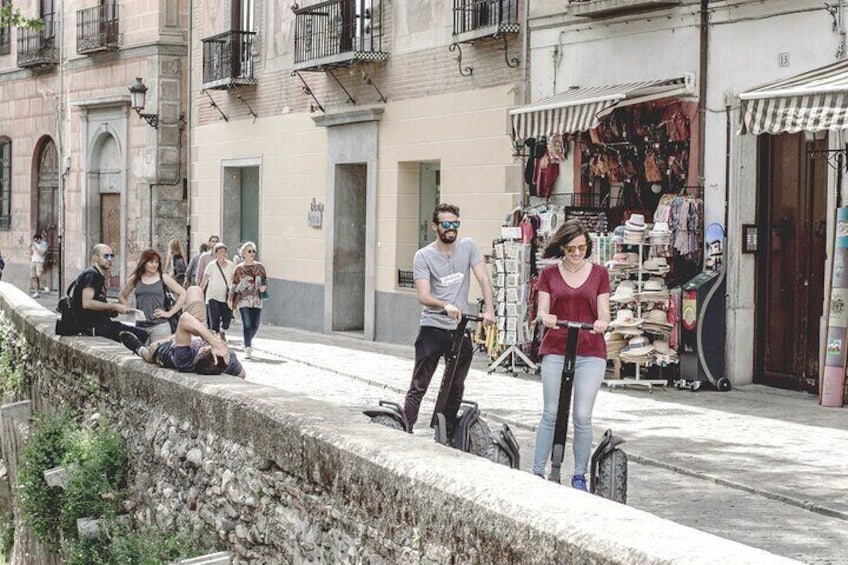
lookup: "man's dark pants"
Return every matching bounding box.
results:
[403,326,474,429]
[91,320,148,343]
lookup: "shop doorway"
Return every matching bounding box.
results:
[332,163,366,334]
[222,165,260,251]
[418,162,440,249]
[35,138,59,293]
[755,133,828,391]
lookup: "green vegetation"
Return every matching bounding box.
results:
[0,4,44,30]
[0,312,28,399]
[17,412,217,562]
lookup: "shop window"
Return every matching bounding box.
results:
[0,138,10,230]
[395,161,441,289]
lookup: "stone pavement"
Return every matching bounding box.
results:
[32,291,848,563]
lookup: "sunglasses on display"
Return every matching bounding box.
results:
[438,220,461,230]
[564,244,588,254]
[102,253,115,259]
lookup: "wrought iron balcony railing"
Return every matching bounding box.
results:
[293,0,388,71]
[76,4,120,54]
[568,0,682,19]
[201,30,257,89]
[453,0,519,37]
[17,15,58,68]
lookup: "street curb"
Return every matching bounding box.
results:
[256,344,848,524]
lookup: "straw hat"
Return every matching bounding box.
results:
[611,309,643,327]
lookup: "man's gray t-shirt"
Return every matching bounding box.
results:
[413,237,483,329]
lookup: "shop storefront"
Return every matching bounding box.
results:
[740,59,848,407]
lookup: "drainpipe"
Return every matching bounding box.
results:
[698,0,709,182]
[57,6,66,292]
[522,0,530,105]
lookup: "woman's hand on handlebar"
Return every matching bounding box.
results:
[592,319,610,335]
[539,313,558,329]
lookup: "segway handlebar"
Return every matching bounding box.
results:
[436,310,484,323]
[554,320,595,331]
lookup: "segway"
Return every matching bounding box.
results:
[363,313,520,469]
[547,320,627,504]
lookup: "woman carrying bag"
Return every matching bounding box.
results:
[199,242,235,341]
[230,241,268,359]
[119,248,187,343]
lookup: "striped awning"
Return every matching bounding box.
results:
[740,59,848,135]
[509,77,691,141]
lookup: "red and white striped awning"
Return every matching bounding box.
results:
[740,59,848,135]
[509,77,692,141]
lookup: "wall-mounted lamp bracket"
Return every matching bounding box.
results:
[202,89,229,122]
[448,43,473,77]
[327,69,356,105]
[362,71,387,103]
[291,70,325,113]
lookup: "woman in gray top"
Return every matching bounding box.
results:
[119,248,187,343]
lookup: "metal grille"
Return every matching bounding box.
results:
[397,269,415,289]
[76,3,119,54]
[101,193,121,293]
[293,0,384,64]
[452,0,519,35]
[201,30,257,86]
[16,13,58,67]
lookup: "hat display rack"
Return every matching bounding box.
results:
[605,212,681,392]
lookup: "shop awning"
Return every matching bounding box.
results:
[740,59,848,135]
[509,76,692,141]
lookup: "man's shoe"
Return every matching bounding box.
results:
[571,474,588,492]
[119,331,152,363]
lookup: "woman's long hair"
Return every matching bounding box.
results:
[130,248,163,287]
[168,238,186,259]
[542,219,593,259]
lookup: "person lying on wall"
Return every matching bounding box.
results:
[59,243,149,343]
[119,285,245,378]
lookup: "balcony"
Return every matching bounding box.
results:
[201,30,257,90]
[292,0,388,72]
[453,0,520,43]
[76,4,120,54]
[17,16,58,68]
[568,0,682,18]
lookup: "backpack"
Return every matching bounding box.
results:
[55,279,82,336]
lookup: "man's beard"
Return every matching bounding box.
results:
[438,230,457,243]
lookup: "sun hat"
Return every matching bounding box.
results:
[623,335,654,356]
[611,309,643,327]
[643,257,670,272]
[653,340,672,354]
[644,308,671,326]
[650,221,670,234]
[627,214,645,227]
[643,278,666,292]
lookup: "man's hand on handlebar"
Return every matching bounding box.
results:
[482,309,496,326]
[443,303,462,320]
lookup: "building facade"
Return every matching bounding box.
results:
[526,0,847,390]
[0,0,189,294]
[189,0,526,344]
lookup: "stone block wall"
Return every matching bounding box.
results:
[0,284,799,564]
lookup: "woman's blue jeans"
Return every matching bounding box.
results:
[533,354,606,477]
[239,307,262,347]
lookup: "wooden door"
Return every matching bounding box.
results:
[100,193,121,294]
[756,133,828,391]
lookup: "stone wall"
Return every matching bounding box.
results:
[0,283,799,564]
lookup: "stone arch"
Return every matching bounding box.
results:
[87,127,124,291]
[31,136,59,290]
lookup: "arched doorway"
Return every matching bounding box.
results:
[35,138,59,292]
[88,132,123,293]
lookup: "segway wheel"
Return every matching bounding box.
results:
[466,419,493,458]
[716,377,732,392]
[594,449,628,504]
[485,444,514,468]
[370,414,405,431]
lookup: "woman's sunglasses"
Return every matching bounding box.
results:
[564,244,588,254]
[438,220,461,230]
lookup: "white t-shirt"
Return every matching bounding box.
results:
[31,240,48,264]
[203,259,235,303]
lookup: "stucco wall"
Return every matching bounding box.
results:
[0,283,799,564]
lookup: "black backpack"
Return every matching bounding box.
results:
[55,279,82,336]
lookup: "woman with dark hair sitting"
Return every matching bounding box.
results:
[533,219,611,490]
[119,248,187,343]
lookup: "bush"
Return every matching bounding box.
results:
[17,411,75,543]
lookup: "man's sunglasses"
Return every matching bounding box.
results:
[438,220,461,230]
[564,244,588,254]
[102,253,115,259]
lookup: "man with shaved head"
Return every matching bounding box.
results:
[63,243,149,343]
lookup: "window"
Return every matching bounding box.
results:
[0,138,11,230]
[0,0,10,55]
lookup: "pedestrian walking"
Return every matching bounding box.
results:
[165,238,188,287]
[29,232,48,298]
[199,242,234,341]
[184,242,208,288]
[402,203,495,433]
[533,219,610,491]
[194,235,220,286]
[119,248,187,343]
[230,241,268,359]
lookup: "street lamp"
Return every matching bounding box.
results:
[128,77,159,129]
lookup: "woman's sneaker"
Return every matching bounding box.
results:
[245,346,252,359]
[571,474,588,491]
